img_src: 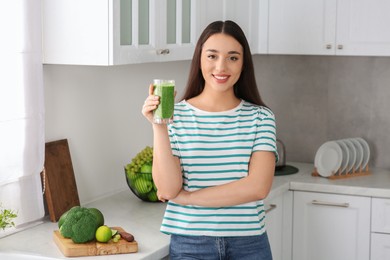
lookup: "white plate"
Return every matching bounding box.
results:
[336,140,349,173]
[314,141,343,177]
[355,137,370,170]
[341,139,356,173]
[349,138,364,171]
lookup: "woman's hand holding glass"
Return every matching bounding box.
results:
[142,84,159,123]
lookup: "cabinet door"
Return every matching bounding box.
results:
[224,0,268,54]
[268,0,337,55]
[265,195,283,260]
[197,0,269,54]
[372,198,390,234]
[265,191,292,260]
[336,0,390,56]
[44,0,200,65]
[293,191,370,260]
[114,0,200,64]
[114,0,160,64]
[197,0,224,36]
[43,0,110,65]
[157,0,200,62]
[371,233,390,260]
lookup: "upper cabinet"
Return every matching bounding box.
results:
[43,0,390,65]
[42,0,268,65]
[43,0,202,65]
[196,0,269,54]
[268,0,390,56]
[336,0,390,56]
[223,0,269,54]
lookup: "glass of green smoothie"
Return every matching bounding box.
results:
[153,79,175,124]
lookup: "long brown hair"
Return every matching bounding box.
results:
[181,20,266,107]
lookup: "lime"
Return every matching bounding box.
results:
[111,229,118,237]
[88,208,105,227]
[133,178,153,194]
[95,225,112,243]
[112,234,121,243]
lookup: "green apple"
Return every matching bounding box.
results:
[133,178,153,194]
[140,163,152,174]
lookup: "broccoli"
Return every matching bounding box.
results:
[59,207,98,243]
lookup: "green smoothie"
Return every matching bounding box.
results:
[153,80,175,124]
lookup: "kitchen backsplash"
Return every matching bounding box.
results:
[255,55,390,170]
[43,55,390,203]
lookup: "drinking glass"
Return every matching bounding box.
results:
[153,79,175,124]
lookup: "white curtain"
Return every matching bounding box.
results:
[0,0,45,237]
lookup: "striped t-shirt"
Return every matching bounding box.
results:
[161,99,277,237]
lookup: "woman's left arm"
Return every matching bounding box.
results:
[171,151,275,207]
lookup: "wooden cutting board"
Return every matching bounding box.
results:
[44,139,80,222]
[53,227,138,257]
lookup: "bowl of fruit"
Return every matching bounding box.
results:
[124,146,159,202]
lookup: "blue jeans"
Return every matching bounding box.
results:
[169,232,273,260]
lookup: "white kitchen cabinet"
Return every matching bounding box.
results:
[292,191,371,260]
[197,0,224,34]
[371,198,390,260]
[265,191,292,260]
[371,233,390,260]
[269,0,390,56]
[371,198,390,234]
[223,0,268,54]
[43,0,201,65]
[269,0,336,55]
[197,0,269,54]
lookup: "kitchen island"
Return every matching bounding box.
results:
[0,162,389,259]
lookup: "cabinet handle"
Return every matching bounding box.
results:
[156,49,170,55]
[311,200,349,208]
[265,204,277,213]
[337,44,343,50]
[326,44,332,49]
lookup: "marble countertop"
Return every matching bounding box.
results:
[0,162,389,259]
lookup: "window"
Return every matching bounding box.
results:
[0,0,45,237]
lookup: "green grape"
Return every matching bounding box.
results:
[128,146,153,174]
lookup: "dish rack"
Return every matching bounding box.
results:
[312,164,371,179]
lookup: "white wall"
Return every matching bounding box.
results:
[44,61,190,204]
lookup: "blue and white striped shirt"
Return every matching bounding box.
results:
[161,99,277,237]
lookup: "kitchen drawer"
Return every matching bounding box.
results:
[372,198,390,234]
[371,233,390,260]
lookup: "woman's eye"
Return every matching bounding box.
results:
[229,56,239,61]
[207,54,217,59]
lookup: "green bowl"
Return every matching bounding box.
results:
[124,168,159,202]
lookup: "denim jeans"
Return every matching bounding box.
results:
[169,232,273,260]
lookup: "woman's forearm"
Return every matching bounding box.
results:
[188,175,272,207]
[172,151,275,207]
[152,124,182,200]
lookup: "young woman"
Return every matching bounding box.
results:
[142,20,277,260]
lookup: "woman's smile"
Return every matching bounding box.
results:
[213,74,230,83]
[200,33,243,93]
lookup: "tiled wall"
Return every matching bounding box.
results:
[254,55,390,169]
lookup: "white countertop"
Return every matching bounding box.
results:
[274,162,390,199]
[0,162,389,259]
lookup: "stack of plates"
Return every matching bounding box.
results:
[314,137,370,177]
